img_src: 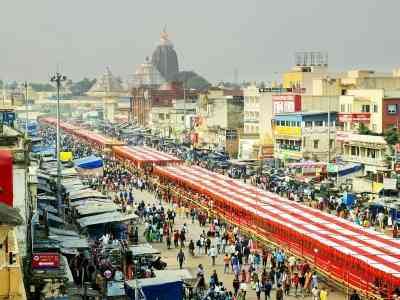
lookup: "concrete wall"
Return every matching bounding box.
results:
[12,167,27,257]
[301,95,340,112]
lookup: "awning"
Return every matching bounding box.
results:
[128,244,161,257]
[75,203,119,216]
[78,212,138,227]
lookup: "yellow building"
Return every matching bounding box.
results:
[0,226,26,300]
[283,65,329,94]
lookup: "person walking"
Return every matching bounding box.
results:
[264,278,272,300]
[255,280,262,300]
[224,253,230,274]
[233,276,240,297]
[276,284,284,300]
[209,245,218,266]
[177,248,185,269]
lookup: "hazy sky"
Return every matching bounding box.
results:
[1,0,398,83]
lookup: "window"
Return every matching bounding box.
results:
[165,114,170,119]
[347,104,352,112]
[373,105,378,113]
[285,121,290,126]
[305,121,313,127]
[340,104,345,112]
[158,113,164,120]
[315,120,323,127]
[296,121,301,127]
[372,124,377,131]
[330,139,334,149]
[361,105,370,113]
[388,104,398,115]
[313,140,319,149]
[181,116,185,121]
[291,121,296,126]
[303,137,306,147]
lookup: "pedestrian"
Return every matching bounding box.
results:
[208,245,217,266]
[189,240,195,256]
[166,233,171,249]
[349,290,360,300]
[177,248,185,269]
[233,276,240,297]
[276,284,284,300]
[320,287,328,300]
[239,278,247,300]
[224,253,230,273]
[255,280,262,300]
[264,278,272,300]
[312,286,320,300]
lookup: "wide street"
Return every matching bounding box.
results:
[132,188,347,300]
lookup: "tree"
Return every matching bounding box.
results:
[358,123,372,135]
[384,127,400,146]
[70,78,96,96]
[30,83,56,92]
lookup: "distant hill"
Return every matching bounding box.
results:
[171,71,210,91]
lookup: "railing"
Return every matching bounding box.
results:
[341,154,388,167]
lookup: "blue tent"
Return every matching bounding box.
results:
[74,156,103,169]
[125,277,183,300]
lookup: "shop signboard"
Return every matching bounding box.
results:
[32,252,60,269]
[338,113,370,123]
[274,126,301,137]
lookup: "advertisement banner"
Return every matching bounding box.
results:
[32,252,60,269]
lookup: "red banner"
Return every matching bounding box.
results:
[0,150,13,207]
[338,113,370,123]
[32,252,60,269]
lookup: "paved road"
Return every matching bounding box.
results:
[132,188,348,300]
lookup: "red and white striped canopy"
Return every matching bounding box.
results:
[113,146,181,166]
[154,164,400,279]
[40,118,113,146]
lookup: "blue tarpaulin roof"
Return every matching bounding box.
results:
[74,156,103,169]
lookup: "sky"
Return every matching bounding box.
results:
[0,0,399,84]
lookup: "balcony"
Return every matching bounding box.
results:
[243,118,259,123]
[341,154,388,168]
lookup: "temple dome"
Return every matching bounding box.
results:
[151,29,179,81]
[88,67,124,96]
[132,57,166,87]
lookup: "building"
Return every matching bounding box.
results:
[0,118,31,257]
[272,112,337,163]
[87,67,127,122]
[339,89,400,133]
[336,131,388,178]
[195,88,243,156]
[151,29,179,81]
[131,82,197,128]
[335,88,400,178]
[239,85,276,159]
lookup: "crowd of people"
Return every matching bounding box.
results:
[38,124,372,300]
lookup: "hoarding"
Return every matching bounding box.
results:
[32,252,60,269]
[272,94,301,114]
[0,150,13,207]
[338,113,370,123]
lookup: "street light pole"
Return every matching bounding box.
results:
[51,72,67,214]
[23,82,29,139]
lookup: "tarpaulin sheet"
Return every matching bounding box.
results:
[74,156,103,169]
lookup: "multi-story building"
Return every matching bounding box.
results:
[239,85,261,159]
[195,88,243,156]
[336,88,400,177]
[272,112,337,163]
[0,115,31,258]
[131,82,197,127]
[150,98,197,139]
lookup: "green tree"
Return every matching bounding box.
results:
[30,83,56,92]
[358,123,372,135]
[70,78,96,96]
[384,127,400,146]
